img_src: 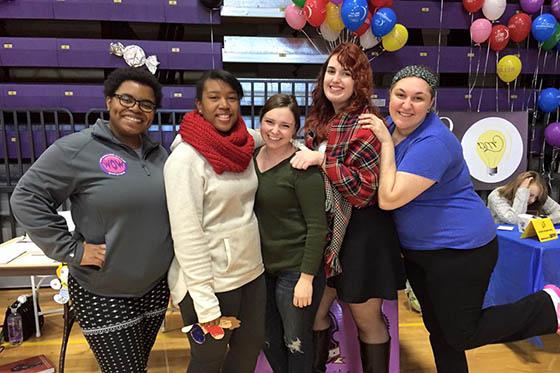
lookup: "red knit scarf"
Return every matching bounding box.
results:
[179,111,254,174]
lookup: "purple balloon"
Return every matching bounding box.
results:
[331,0,344,4]
[545,122,560,147]
[553,0,560,21]
[520,0,544,14]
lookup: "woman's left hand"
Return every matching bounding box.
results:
[293,273,314,308]
[359,114,392,145]
[290,149,324,170]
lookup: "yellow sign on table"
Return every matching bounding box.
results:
[520,217,558,242]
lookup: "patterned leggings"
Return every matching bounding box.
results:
[68,276,170,373]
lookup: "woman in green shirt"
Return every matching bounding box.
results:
[254,94,328,372]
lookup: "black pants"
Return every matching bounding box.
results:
[179,275,266,373]
[68,276,169,373]
[403,237,557,373]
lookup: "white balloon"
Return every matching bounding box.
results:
[482,0,507,21]
[360,28,380,50]
[320,22,340,42]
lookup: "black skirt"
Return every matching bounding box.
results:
[327,204,405,303]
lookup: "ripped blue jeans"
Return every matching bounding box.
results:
[263,270,325,373]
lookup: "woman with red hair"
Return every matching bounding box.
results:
[291,43,404,373]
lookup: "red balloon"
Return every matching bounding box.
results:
[353,11,373,37]
[507,12,532,43]
[369,0,393,7]
[463,0,484,13]
[303,0,328,27]
[489,25,510,52]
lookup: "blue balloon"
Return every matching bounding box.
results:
[341,0,369,32]
[538,88,560,113]
[532,13,558,42]
[372,7,397,37]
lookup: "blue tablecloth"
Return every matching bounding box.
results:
[484,225,560,346]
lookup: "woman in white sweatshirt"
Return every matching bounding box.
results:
[488,171,560,225]
[164,70,265,373]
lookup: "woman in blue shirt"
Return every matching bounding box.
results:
[362,65,560,373]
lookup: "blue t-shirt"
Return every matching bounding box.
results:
[390,112,495,250]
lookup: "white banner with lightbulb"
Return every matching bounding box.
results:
[439,112,528,190]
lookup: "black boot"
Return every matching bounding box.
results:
[312,328,330,373]
[359,339,390,373]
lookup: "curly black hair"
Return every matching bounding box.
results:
[103,67,162,107]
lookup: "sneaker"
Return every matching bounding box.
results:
[543,284,560,335]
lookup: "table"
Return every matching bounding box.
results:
[0,236,60,337]
[484,225,560,345]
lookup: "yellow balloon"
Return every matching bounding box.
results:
[326,3,345,33]
[382,24,408,52]
[496,55,522,83]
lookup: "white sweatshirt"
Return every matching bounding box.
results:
[487,187,560,225]
[164,135,264,323]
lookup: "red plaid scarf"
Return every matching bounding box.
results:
[179,111,254,174]
[311,106,381,278]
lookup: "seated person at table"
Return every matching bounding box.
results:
[488,171,560,225]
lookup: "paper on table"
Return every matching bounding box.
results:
[14,254,57,265]
[0,245,26,264]
[16,240,45,256]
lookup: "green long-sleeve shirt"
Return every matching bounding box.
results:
[254,153,327,275]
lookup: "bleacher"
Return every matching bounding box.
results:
[0,0,556,239]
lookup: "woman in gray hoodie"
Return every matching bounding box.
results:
[10,67,173,373]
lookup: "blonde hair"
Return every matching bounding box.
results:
[498,171,549,212]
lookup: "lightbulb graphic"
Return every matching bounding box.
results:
[476,130,506,175]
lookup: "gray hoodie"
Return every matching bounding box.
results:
[10,119,173,297]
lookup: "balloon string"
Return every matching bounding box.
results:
[522,38,530,111]
[507,83,511,112]
[526,44,542,111]
[468,45,482,111]
[467,13,474,111]
[495,51,499,112]
[301,29,322,55]
[477,42,491,112]
[433,0,444,111]
[209,7,216,69]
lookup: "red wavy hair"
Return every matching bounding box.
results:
[305,43,380,144]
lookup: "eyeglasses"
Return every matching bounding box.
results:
[113,93,157,113]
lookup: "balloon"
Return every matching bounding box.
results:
[369,0,392,7]
[199,0,222,8]
[331,0,343,4]
[470,18,492,44]
[496,55,522,83]
[489,25,510,52]
[292,0,305,7]
[326,3,345,32]
[482,0,506,21]
[285,4,306,30]
[372,7,397,37]
[320,21,341,42]
[532,13,558,42]
[542,24,560,50]
[341,0,369,32]
[545,122,560,147]
[463,0,484,13]
[304,0,328,27]
[538,88,560,113]
[507,12,532,43]
[520,0,544,14]
[360,28,380,49]
[553,0,560,21]
[353,11,373,37]
[381,23,408,52]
